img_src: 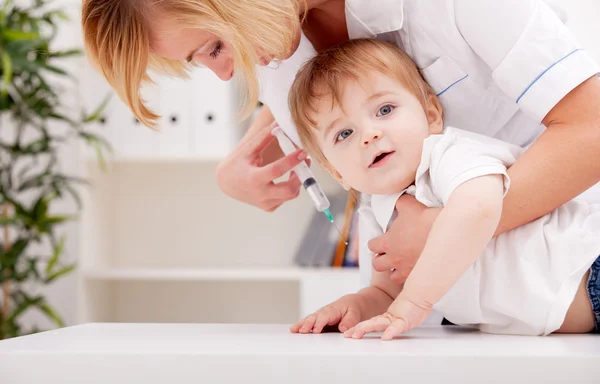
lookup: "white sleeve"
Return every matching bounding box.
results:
[430,134,513,205]
[454,0,600,123]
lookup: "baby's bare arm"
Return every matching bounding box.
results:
[360,270,401,318]
[398,174,504,308]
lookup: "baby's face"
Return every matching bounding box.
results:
[312,73,442,195]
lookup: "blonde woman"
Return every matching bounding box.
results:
[82,0,600,330]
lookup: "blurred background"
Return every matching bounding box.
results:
[1,0,599,337]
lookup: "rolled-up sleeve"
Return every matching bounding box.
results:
[455,0,599,123]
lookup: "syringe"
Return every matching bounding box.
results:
[271,125,347,245]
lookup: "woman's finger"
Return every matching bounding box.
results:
[266,176,302,200]
[242,121,279,156]
[371,252,395,272]
[261,149,307,180]
[367,233,389,255]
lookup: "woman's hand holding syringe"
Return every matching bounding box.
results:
[271,125,346,243]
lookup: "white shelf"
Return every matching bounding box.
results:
[77,154,352,324]
[82,266,359,282]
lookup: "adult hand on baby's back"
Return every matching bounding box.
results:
[368,195,441,284]
[290,294,364,334]
[216,122,308,212]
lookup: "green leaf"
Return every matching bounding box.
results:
[45,49,81,59]
[41,65,68,76]
[7,295,43,323]
[18,174,45,192]
[7,199,30,220]
[31,195,49,221]
[1,52,13,99]
[2,29,40,41]
[93,140,107,171]
[64,185,83,209]
[48,112,77,125]
[38,303,65,328]
[45,264,75,284]
[4,239,29,263]
[83,94,112,123]
[45,236,65,274]
[0,216,19,225]
[40,215,76,225]
[0,0,11,27]
[80,133,113,171]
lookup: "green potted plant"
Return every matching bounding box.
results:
[0,0,110,339]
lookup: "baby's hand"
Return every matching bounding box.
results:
[290,294,364,334]
[343,295,432,340]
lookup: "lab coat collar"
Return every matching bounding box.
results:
[346,0,405,38]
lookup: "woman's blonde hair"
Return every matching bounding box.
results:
[81,0,302,127]
[289,38,440,166]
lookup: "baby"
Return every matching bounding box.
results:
[288,39,600,339]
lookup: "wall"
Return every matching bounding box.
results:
[29,0,600,330]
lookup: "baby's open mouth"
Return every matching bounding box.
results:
[369,151,395,168]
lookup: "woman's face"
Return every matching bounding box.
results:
[150,17,275,81]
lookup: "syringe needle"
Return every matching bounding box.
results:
[323,209,348,245]
[332,221,348,245]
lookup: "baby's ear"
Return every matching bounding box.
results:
[426,94,443,134]
[323,163,351,191]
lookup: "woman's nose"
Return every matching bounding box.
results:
[206,58,234,81]
[361,130,382,147]
[215,68,234,81]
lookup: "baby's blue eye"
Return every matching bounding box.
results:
[377,104,394,116]
[336,129,353,142]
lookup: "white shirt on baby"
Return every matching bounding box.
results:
[363,127,600,335]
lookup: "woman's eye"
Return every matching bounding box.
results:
[377,104,395,116]
[336,129,353,142]
[210,41,223,59]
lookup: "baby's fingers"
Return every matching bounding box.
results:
[343,325,357,338]
[312,309,337,334]
[345,316,391,339]
[290,313,315,333]
[290,318,305,333]
[381,319,409,341]
[297,313,318,334]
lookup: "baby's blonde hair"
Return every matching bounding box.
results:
[289,38,440,166]
[81,0,302,127]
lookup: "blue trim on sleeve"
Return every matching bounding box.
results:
[516,48,583,104]
[436,75,469,97]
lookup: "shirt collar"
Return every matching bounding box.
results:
[345,0,405,38]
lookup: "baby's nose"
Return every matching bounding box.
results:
[362,131,381,147]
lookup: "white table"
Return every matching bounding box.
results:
[0,323,598,383]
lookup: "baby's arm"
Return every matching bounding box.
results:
[398,173,504,309]
[345,173,504,340]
